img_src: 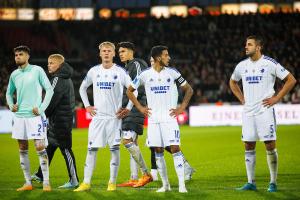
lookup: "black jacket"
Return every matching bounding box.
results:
[122,58,148,135]
[45,62,75,147]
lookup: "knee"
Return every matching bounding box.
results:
[155,147,164,154]
[18,140,28,150]
[123,139,133,145]
[244,142,256,150]
[170,145,180,154]
[34,140,45,151]
[265,140,276,151]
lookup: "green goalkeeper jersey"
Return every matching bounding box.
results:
[6,64,54,118]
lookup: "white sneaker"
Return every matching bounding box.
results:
[179,185,188,193]
[184,165,195,181]
[151,169,158,181]
[156,184,171,192]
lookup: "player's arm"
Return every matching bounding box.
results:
[229,78,245,104]
[262,73,296,107]
[5,74,18,112]
[45,77,64,117]
[126,85,151,117]
[35,69,54,115]
[79,72,96,116]
[125,62,140,110]
[170,82,194,117]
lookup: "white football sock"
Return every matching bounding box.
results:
[109,146,120,184]
[267,149,278,184]
[37,149,49,185]
[19,150,31,185]
[125,142,148,174]
[83,148,98,184]
[245,150,256,184]
[155,152,169,187]
[173,151,185,188]
[130,155,139,180]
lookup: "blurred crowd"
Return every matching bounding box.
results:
[1,12,300,107]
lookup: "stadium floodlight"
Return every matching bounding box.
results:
[17,9,34,20]
[0,8,17,20]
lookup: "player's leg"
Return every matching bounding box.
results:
[257,108,278,192]
[34,139,51,191]
[150,147,158,181]
[166,122,187,193]
[265,140,277,192]
[17,139,33,191]
[12,117,33,191]
[74,147,98,192]
[33,143,57,183]
[237,113,257,191]
[107,145,120,191]
[122,131,152,187]
[75,118,102,192]
[117,133,139,187]
[58,146,79,189]
[150,123,170,192]
[155,147,171,192]
[107,119,122,191]
[124,133,150,175]
[84,149,99,184]
[165,146,195,181]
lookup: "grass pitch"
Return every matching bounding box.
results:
[0,125,299,200]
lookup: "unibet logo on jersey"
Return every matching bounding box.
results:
[246,76,262,84]
[150,86,170,94]
[96,82,115,89]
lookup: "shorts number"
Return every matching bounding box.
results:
[174,130,180,139]
[38,124,42,133]
[270,125,274,134]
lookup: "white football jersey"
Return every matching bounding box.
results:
[79,64,132,119]
[131,67,186,123]
[231,55,289,116]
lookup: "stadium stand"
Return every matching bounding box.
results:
[0,13,299,106]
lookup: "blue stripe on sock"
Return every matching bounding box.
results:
[172,151,183,157]
[155,152,164,157]
[124,142,134,148]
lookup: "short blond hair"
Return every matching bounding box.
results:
[99,41,115,50]
[48,54,65,64]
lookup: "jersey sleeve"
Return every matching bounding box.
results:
[231,64,242,81]
[170,67,187,86]
[274,63,289,80]
[5,73,16,110]
[79,69,93,107]
[38,68,54,114]
[131,72,145,89]
[121,69,132,88]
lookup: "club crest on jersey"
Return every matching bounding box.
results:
[260,69,265,73]
[113,75,118,79]
[167,78,171,82]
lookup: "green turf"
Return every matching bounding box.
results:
[0,125,299,200]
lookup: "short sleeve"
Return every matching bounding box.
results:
[121,69,132,88]
[131,72,145,89]
[169,67,186,86]
[274,63,289,80]
[83,69,93,86]
[231,64,242,81]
